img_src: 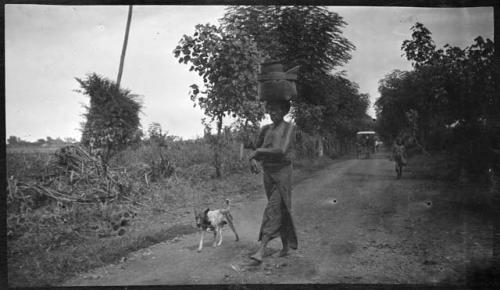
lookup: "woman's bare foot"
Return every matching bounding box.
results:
[250,248,264,263]
[278,248,288,257]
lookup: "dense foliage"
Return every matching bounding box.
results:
[375,23,497,175]
[174,6,371,172]
[7,136,77,147]
[76,73,143,163]
[173,24,263,125]
[173,23,263,176]
[221,6,369,139]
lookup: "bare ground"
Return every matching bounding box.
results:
[63,152,495,286]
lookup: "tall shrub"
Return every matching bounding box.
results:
[76,73,143,163]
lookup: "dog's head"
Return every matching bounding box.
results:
[194,208,210,228]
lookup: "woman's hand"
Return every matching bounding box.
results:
[248,151,260,174]
[249,159,260,174]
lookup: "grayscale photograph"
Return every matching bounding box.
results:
[4,2,499,288]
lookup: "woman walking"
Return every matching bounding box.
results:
[248,61,299,263]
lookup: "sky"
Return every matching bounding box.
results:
[4,5,494,142]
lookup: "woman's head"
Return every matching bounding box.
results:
[265,100,291,123]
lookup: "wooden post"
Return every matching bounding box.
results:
[214,115,223,178]
[117,5,133,88]
[317,134,324,157]
[239,142,244,160]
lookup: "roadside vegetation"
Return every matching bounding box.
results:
[7,129,340,286]
[375,23,498,182]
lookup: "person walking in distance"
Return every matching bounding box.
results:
[248,61,299,263]
[393,137,407,179]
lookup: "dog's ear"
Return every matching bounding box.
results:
[204,208,210,215]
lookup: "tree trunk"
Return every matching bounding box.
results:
[241,119,249,158]
[214,115,223,178]
[117,5,133,88]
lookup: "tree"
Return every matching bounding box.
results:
[147,122,169,147]
[221,6,357,137]
[401,22,496,131]
[7,136,21,146]
[221,6,353,73]
[54,137,64,145]
[221,6,371,157]
[377,22,496,175]
[176,6,366,166]
[319,74,370,136]
[173,24,263,177]
[76,73,143,164]
[318,74,370,154]
[375,70,412,142]
[64,137,77,144]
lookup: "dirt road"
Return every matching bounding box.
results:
[64,152,493,286]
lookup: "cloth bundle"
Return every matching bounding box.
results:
[257,60,299,101]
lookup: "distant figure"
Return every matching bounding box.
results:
[356,141,362,159]
[393,137,407,179]
[364,136,371,159]
[375,140,383,152]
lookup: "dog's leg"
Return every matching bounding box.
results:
[217,227,223,246]
[226,214,240,241]
[212,228,217,247]
[198,230,205,252]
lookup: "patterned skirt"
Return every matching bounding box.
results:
[258,165,298,249]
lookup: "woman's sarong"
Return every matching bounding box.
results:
[258,164,298,249]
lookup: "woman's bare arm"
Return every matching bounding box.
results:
[248,126,268,161]
[252,123,294,160]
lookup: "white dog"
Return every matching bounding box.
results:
[194,199,239,252]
